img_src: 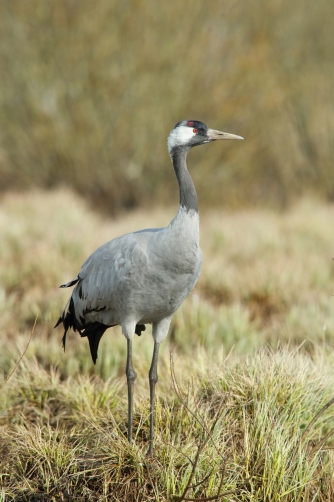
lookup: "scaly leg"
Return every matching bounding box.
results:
[148,341,160,455]
[126,338,137,444]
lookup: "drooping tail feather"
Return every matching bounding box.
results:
[80,323,108,364]
[54,297,82,350]
[55,291,147,364]
[55,296,109,364]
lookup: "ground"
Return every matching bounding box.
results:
[1,190,334,501]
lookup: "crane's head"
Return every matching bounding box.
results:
[167,120,243,154]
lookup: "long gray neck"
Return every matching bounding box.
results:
[170,146,198,213]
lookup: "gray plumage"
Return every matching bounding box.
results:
[75,210,200,325]
[55,119,243,453]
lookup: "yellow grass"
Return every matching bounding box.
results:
[1,190,334,500]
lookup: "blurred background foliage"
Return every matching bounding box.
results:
[0,0,334,213]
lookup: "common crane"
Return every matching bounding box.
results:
[55,120,243,454]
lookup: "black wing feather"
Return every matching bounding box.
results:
[55,280,146,363]
[80,323,108,364]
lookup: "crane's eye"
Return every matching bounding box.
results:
[193,128,198,134]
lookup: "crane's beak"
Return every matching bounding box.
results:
[207,129,244,141]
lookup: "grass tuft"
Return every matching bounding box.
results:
[2,349,334,500]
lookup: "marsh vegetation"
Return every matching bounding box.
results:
[1,191,334,500]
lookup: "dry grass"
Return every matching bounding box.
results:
[2,349,334,501]
[1,190,334,500]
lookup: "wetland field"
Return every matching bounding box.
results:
[1,190,334,500]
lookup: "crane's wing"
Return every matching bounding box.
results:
[76,234,147,311]
[55,232,149,362]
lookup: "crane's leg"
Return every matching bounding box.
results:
[148,341,160,455]
[126,338,137,444]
